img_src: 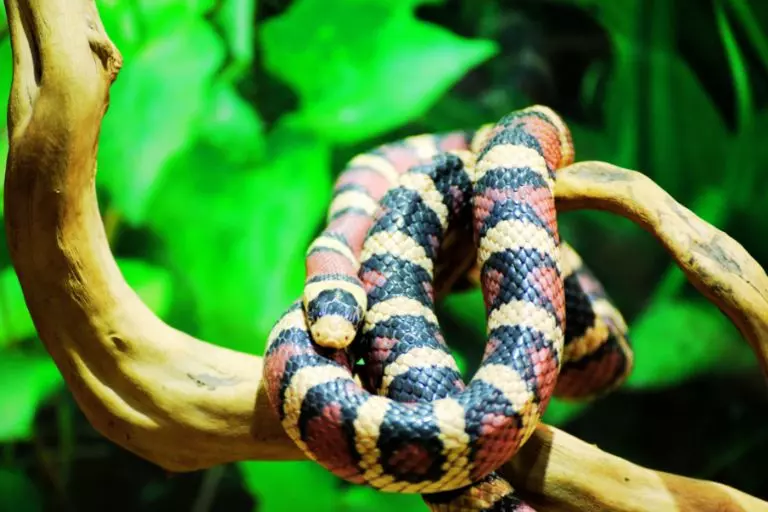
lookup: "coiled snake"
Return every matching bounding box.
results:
[264,106,634,511]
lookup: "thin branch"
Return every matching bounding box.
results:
[555,161,768,380]
[4,0,298,471]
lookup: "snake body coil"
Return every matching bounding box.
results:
[264,106,633,511]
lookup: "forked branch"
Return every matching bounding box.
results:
[3,1,767,511]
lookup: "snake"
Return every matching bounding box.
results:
[264,106,634,511]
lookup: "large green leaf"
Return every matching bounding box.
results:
[98,19,225,225]
[736,111,768,206]
[261,0,497,143]
[559,2,759,392]
[96,1,143,59]
[239,461,339,512]
[0,469,42,512]
[96,0,215,60]
[549,1,643,44]
[550,0,644,166]
[240,460,426,512]
[559,1,731,206]
[727,0,768,77]
[118,259,174,317]
[0,352,62,442]
[214,0,256,79]
[135,0,216,39]
[641,4,730,205]
[340,486,425,512]
[626,298,756,389]
[0,267,38,349]
[0,35,10,125]
[0,135,7,216]
[147,126,331,354]
[1,34,12,214]
[199,82,265,164]
[561,5,734,309]
[136,0,215,14]
[541,399,588,426]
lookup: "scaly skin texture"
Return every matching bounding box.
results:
[303,131,473,348]
[302,110,632,398]
[6,3,767,510]
[265,106,634,510]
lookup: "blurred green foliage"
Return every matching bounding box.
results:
[0,0,767,510]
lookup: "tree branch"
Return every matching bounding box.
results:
[4,0,301,470]
[555,161,768,380]
[501,424,767,511]
[3,1,767,511]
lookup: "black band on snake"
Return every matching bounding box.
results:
[264,106,634,511]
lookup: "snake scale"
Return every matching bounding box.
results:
[264,106,634,511]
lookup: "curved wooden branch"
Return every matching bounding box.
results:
[4,0,301,468]
[555,161,768,380]
[501,424,767,511]
[3,1,767,511]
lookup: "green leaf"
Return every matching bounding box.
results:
[98,19,225,225]
[439,289,485,335]
[626,298,756,389]
[341,486,425,512]
[198,82,265,163]
[147,127,331,354]
[239,461,339,512]
[726,0,768,78]
[548,1,646,168]
[1,35,11,214]
[214,0,256,79]
[716,1,753,130]
[559,0,732,203]
[0,134,7,217]
[546,1,642,45]
[137,0,215,14]
[241,463,422,512]
[117,259,174,318]
[0,352,62,442]
[644,31,729,203]
[96,0,143,59]
[261,0,497,143]
[0,267,37,348]
[566,13,731,250]
[0,35,10,128]
[438,289,486,374]
[0,469,42,512]
[736,110,768,206]
[541,398,588,426]
[135,0,217,38]
[98,0,217,60]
